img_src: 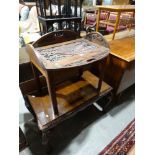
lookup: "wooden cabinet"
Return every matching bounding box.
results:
[19,127,27,151]
[104,37,135,96]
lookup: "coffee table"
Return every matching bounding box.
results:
[21,32,112,145]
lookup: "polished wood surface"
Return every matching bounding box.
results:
[21,71,112,130]
[109,37,135,62]
[96,5,135,40]
[104,37,135,95]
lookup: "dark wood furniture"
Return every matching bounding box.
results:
[19,127,27,152]
[19,30,112,145]
[19,47,33,83]
[19,30,79,82]
[104,37,135,96]
[35,0,83,35]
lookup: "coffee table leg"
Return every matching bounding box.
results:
[42,131,52,153]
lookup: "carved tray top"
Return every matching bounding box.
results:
[34,38,109,69]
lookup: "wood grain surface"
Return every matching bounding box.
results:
[109,37,135,62]
[104,37,135,95]
[27,71,112,130]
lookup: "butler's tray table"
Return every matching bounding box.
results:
[26,34,112,133]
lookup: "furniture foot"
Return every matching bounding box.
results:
[42,131,52,154]
[113,92,122,104]
[42,132,49,145]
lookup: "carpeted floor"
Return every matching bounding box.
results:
[99,119,135,155]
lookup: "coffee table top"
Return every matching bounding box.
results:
[33,38,109,69]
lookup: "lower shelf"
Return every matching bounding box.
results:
[27,71,112,130]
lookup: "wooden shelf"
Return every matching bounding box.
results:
[27,71,112,130]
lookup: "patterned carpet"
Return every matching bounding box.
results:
[99,119,135,155]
